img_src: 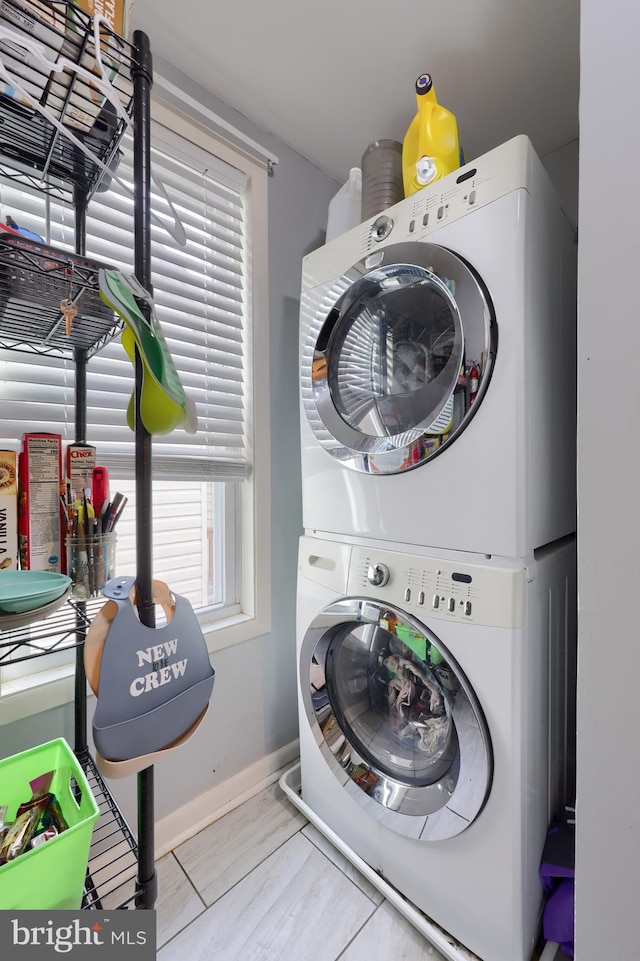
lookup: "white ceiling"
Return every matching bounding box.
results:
[132,0,580,184]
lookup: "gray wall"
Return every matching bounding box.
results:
[542,138,579,230]
[1,60,339,829]
[575,4,640,957]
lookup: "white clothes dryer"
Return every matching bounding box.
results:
[296,532,576,961]
[299,135,577,557]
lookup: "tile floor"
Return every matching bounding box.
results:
[153,779,568,961]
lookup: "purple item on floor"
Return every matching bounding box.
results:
[539,808,575,958]
[542,877,574,957]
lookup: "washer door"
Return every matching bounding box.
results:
[300,597,492,840]
[301,241,496,474]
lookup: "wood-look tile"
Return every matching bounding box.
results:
[173,782,308,905]
[301,822,384,905]
[156,853,205,948]
[339,900,448,961]
[158,832,376,961]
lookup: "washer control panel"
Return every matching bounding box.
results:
[347,545,526,630]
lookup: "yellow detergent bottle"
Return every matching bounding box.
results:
[402,73,462,197]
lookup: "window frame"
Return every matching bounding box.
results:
[0,98,271,724]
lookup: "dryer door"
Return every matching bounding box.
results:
[301,241,496,474]
[300,597,492,840]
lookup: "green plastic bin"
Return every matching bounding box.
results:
[0,738,100,909]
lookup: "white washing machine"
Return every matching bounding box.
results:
[299,135,577,557]
[296,532,576,961]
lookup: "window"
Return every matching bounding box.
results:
[0,100,270,709]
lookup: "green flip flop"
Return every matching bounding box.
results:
[120,325,186,434]
[99,268,197,435]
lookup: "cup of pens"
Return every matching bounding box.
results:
[62,486,127,599]
[66,531,117,599]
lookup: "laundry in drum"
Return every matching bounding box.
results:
[378,643,453,755]
[392,339,431,392]
[98,268,198,436]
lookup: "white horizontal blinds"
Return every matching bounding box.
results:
[0,120,250,482]
[111,478,212,609]
[84,124,249,480]
[0,356,74,446]
[0,178,65,447]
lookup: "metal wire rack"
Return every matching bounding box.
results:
[0,0,134,203]
[0,596,100,665]
[0,3,155,911]
[79,751,139,910]
[0,232,121,356]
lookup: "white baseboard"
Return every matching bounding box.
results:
[154,739,300,859]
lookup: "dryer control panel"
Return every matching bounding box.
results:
[346,544,526,630]
[301,134,540,291]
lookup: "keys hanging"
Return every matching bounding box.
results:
[60,298,78,336]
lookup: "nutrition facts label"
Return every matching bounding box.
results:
[23,434,62,570]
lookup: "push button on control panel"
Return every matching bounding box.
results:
[465,601,473,616]
[404,588,411,602]
[422,212,429,227]
[418,591,425,606]
[432,594,440,610]
[447,597,456,613]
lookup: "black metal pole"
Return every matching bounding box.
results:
[131,29,157,911]
[73,191,88,755]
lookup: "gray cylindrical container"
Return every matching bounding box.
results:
[361,139,404,221]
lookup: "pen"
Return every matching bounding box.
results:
[98,498,110,534]
[60,494,72,535]
[83,491,97,595]
[104,492,126,533]
[106,494,128,533]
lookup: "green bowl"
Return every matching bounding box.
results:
[0,572,72,614]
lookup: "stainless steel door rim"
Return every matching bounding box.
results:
[300,597,493,840]
[301,241,497,474]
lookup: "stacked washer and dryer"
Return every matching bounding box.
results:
[293,135,577,961]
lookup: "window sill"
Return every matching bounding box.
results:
[0,610,270,726]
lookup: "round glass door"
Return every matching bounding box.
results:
[303,241,496,474]
[301,598,492,840]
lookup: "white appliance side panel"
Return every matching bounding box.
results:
[524,161,578,551]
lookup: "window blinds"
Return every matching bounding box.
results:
[0,118,250,482]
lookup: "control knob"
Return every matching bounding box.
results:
[371,215,394,242]
[367,563,390,587]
